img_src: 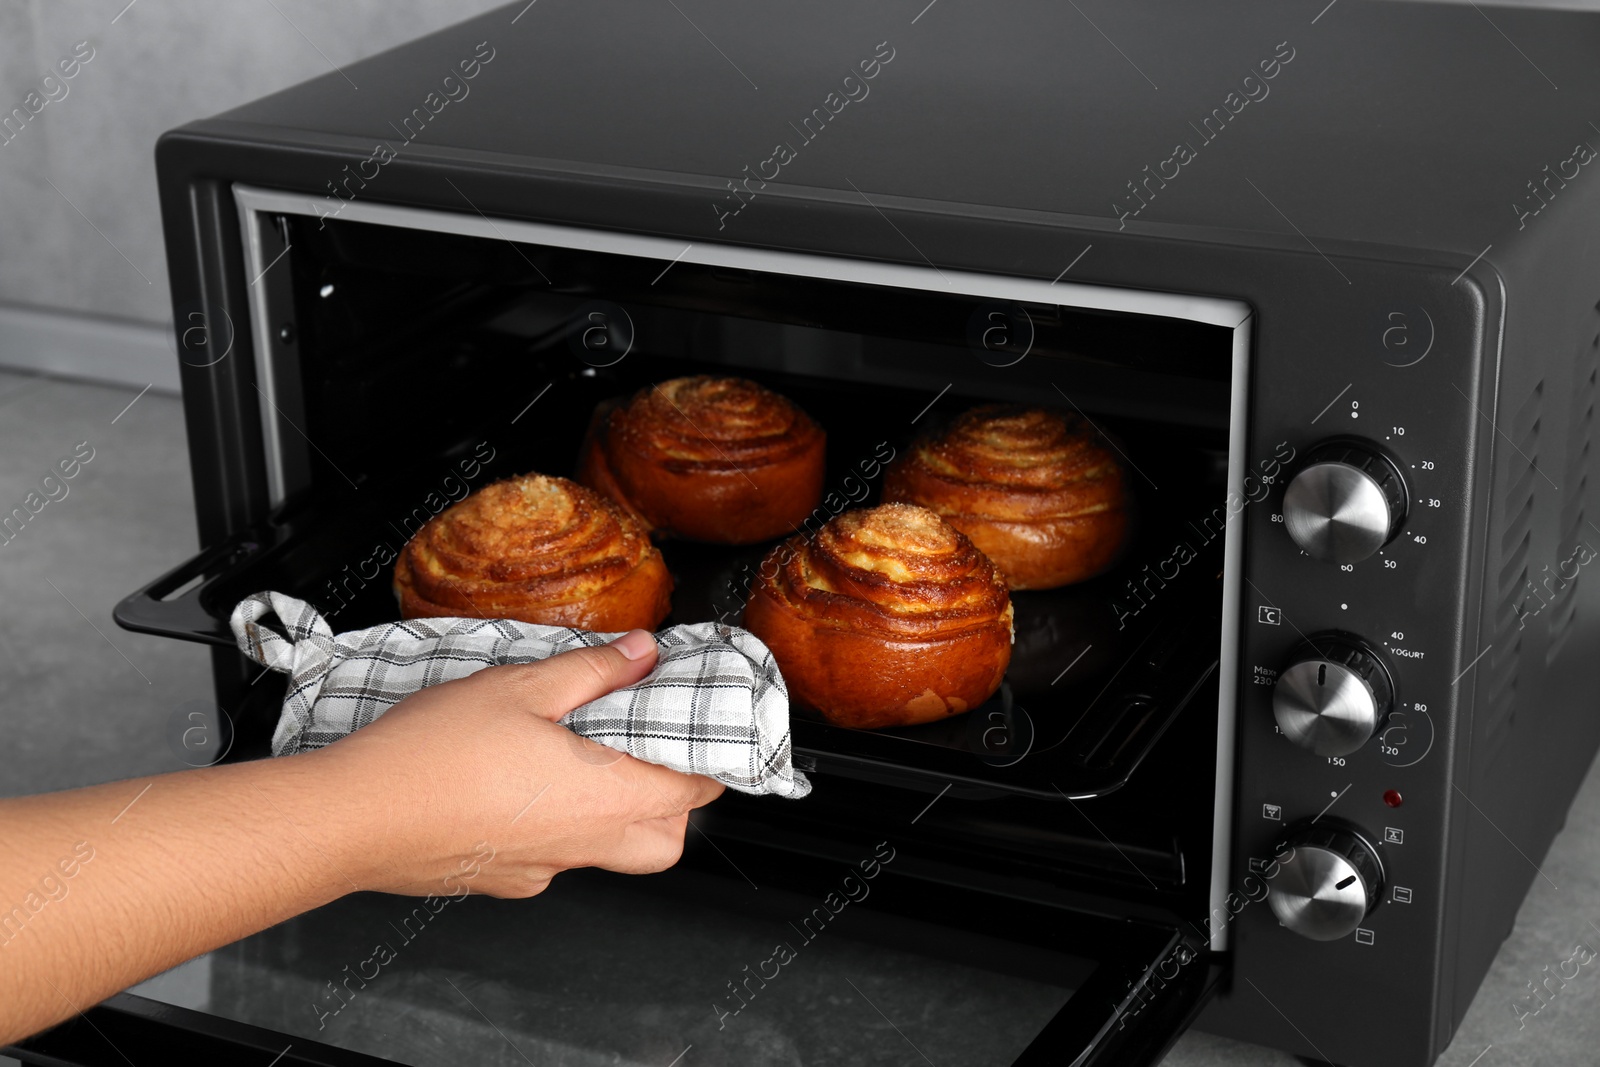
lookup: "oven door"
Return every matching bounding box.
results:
[10,840,1222,1067]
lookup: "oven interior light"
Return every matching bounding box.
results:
[319,283,335,298]
[1383,789,1403,808]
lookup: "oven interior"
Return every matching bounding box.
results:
[141,212,1240,922]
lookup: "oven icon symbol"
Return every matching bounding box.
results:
[1355,928,1376,945]
[1258,606,1282,626]
[1393,886,1413,904]
[1385,827,1404,844]
[1263,803,1283,821]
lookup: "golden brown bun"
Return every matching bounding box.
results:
[576,376,825,544]
[883,404,1129,590]
[394,473,672,630]
[743,503,1013,730]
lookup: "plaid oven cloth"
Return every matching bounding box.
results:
[229,591,810,799]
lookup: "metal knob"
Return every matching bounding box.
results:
[1268,824,1383,941]
[1273,634,1394,757]
[1282,440,1407,563]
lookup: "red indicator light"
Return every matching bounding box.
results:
[1383,789,1403,808]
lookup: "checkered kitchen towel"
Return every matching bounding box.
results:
[229,591,809,798]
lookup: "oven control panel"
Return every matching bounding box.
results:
[1219,267,1482,1064]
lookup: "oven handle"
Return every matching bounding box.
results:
[112,531,267,647]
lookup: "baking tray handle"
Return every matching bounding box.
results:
[112,534,264,647]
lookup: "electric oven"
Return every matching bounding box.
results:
[14,2,1600,1064]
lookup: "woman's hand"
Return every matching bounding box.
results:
[317,629,725,898]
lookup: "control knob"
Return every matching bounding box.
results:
[1282,439,1408,563]
[1272,634,1394,757]
[1268,823,1384,941]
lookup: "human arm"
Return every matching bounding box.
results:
[0,629,722,1044]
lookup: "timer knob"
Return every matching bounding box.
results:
[1282,439,1408,563]
[1272,634,1394,757]
[1268,823,1384,941]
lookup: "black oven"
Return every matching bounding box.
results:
[15,3,1600,1065]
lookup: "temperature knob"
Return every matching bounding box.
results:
[1282,439,1408,563]
[1273,634,1394,757]
[1268,823,1384,941]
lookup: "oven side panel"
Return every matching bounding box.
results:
[1442,177,1600,1045]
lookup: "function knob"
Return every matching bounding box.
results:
[1272,634,1394,757]
[1268,823,1384,941]
[1282,439,1408,563]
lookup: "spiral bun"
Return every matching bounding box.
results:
[394,473,672,630]
[883,405,1129,590]
[743,503,1013,729]
[577,376,825,544]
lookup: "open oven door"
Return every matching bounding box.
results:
[11,941,1220,1067]
[11,829,1224,1067]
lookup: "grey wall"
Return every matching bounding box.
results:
[0,0,507,328]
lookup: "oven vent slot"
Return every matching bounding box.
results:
[1547,327,1598,665]
[1483,637,1521,753]
[1485,379,1543,747]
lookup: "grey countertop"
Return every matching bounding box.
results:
[3,367,1597,1066]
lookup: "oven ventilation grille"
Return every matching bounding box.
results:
[1485,379,1544,746]
[1547,318,1599,665]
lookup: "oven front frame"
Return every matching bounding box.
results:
[232,183,1254,951]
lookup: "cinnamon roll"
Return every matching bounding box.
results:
[394,474,672,630]
[577,376,826,544]
[743,503,1013,729]
[883,404,1129,590]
